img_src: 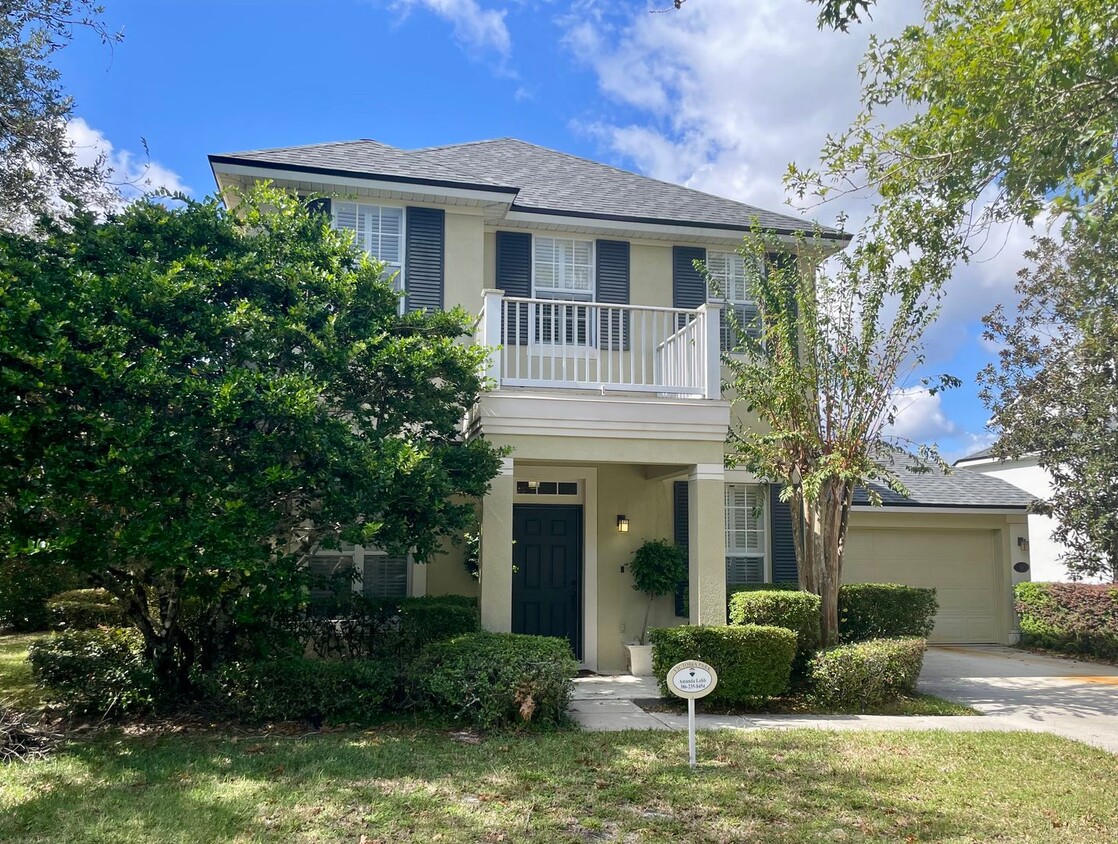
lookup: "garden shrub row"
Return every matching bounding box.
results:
[808,637,927,710]
[45,588,122,630]
[727,582,938,643]
[649,624,796,704]
[1015,582,1118,662]
[200,658,396,723]
[27,628,158,714]
[728,590,820,677]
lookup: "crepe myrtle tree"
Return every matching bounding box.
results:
[0,185,503,693]
[717,225,958,646]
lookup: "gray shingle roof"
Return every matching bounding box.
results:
[855,454,1033,509]
[953,445,998,465]
[210,137,844,237]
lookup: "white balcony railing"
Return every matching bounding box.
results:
[477,290,721,399]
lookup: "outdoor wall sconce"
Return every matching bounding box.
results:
[1017,536,1029,550]
[617,515,629,533]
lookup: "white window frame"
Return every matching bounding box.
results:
[530,235,596,351]
[725,483,769,585]
[706,250,761,353]
[332,201,407,309]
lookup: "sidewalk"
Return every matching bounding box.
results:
[569,674,1026,736]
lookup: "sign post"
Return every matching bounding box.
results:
[665,659,718,770]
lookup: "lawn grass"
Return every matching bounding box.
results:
[1,726,1116,843]
[0,633,45,710]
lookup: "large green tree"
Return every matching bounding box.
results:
[0,187,502,689]
[721,227,957,644]
[979,217,1118,583]
[1,0,119,229]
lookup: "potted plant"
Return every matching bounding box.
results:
[626,538,687,676]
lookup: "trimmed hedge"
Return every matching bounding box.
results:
[728,590,821,678]
[27,628,158,714]
[0,560,85,632]
[396,597,480,656]
[415,632,577,730]
[809,637,926,710]
[1015,582,1118,662]
[200,658,395,723]
[649,624,796,704]
[839,583,938,641]
[46,588,123,630]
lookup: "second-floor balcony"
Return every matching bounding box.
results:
[477,290,722,400]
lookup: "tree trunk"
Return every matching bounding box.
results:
[795,477,855,647]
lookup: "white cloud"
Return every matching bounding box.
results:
[392,0,511,56]
[65,117,189,210]
[886,387,957,445]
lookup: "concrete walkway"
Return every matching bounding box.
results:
[571,646,1118,753]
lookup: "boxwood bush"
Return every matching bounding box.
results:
[839,584,938,641]
[200,658,395,723]
[28,628,158,714]
[649,624,796,704]
[414,632,577,730]
[728,590,821,677]
[1015,582,1118,661]
[45,588,123,630]
[809,637,927,710]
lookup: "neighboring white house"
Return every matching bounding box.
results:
[954,448,1083,583]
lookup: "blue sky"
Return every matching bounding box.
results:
[57,0,1022,460]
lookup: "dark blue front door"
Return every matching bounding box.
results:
[512,504,582,658]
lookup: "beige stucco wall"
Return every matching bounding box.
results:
[425,535,479,598]
[444,212,485,313]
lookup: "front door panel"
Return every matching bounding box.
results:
[512,504,582,658]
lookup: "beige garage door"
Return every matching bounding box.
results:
[843,528,1000,644]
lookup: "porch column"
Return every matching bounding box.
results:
[479,456,515,632]
[688,463,727,626]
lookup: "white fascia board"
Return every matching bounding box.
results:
[850,505,1029,515]
[211,162,518,205]
[501,210,844,250]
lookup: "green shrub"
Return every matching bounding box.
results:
[728,590,821,677]
[809,637,927,710]
[839,583,938,641]
[46,588,123,630]
[200,658,395,723]
[1015,582,1118,661]
[28,628,158,714]
[415,632,577,730]
[397,597,480,656]
[0,560,84,632]
[649,624,796,704]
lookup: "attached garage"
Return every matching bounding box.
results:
[844,526,1001,643]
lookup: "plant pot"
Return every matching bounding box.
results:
[626,643,654,677]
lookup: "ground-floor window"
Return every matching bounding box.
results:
[307,544,409,602]
[725,483,767,584]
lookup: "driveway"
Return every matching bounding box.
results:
[920,646,1118,753]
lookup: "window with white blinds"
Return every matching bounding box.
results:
[533,237,594,299]
[333,202,404,291]
[707,251,761,351]
[725,483,766,585]
[307,544,408,602]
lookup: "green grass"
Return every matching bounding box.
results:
[1,727,1116,843]
[0,633,45,710]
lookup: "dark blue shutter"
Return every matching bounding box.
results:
[404,207,444,313]
[673,246,707,309]
[496,231,531,345]
[765,251,798,347]
[304,197,331,218]
[769,484,798,583]
[673,480,690,617]
[596,240,630,351]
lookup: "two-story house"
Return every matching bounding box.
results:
[210,138,1035,673]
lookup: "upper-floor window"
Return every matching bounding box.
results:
[707,251,761,351]
[725,483,766,585]
[334,202,404,292]
[534,237,594,300]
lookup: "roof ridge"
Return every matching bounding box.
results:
[409,137,516,153]
[215,138,401,157]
